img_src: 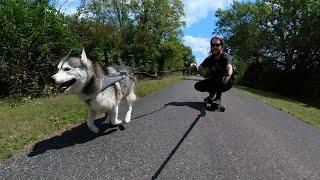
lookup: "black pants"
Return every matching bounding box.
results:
[194,77,233,95]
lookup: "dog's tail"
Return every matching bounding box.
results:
[110,65,137,82]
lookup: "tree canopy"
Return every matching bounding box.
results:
[0,0,195,97]
[214,0,320,98]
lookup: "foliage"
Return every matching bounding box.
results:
[215,0,320,99]
[0,0,78,97]
[0,0,195,98]
[75,0,190,70]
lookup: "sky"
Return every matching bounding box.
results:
[181,0,234,65]
[52,0,235,65]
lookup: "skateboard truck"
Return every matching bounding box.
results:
[205,98,225,112]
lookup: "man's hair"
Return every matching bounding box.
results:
[210,35,224,46]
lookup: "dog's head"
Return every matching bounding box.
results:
[52,49,93,94]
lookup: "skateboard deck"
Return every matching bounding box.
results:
[204,97,225,112]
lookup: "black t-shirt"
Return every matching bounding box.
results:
[200,52,232,79]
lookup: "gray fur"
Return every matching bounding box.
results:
[52,49,137,133]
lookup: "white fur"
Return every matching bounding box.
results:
[52,49,136,133]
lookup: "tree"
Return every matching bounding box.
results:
[76,0,187,72]
[0,0,77,97]
[214,0,320,98]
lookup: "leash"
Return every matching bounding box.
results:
[86,67,193,105]
[101,67,194,91]
[133,67,194,77]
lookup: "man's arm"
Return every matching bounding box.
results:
[197,56,211,74]
[226,64,233,76]
[198,65,209,75]
[198,65,204,72]
[222,64,233,84]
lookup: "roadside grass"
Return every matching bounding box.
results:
[0,76,185,162]
[235,85,320,127]
[136,76,186,97]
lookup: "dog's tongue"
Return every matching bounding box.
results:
[56,79,76,93]
[57,86,67,93]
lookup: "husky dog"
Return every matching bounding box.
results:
[52,49,137,133]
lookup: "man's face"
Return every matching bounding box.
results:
[211,38,223,55]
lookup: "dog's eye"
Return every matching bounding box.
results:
[63,67,71,71]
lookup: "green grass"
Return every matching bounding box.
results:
[0,76,185,162]
[136,76,185,97]
[235,85,320,127]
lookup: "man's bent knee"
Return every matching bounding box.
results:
[194,82,201,91]
[194,81,206,92]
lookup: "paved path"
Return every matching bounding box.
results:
[1,76,320,179]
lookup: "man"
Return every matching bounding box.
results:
[194,36,233,107]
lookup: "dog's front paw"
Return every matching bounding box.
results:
[102,115,111,124]
[102,117,110,124]
[89,126,99,133]
[111,119,122,125]
[102,120,108,124]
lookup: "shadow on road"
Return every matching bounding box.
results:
[152,101,206,179]
[28,118,124,157]
[166,101,206,113]
[132,101,206,121]
[131,106,168,120]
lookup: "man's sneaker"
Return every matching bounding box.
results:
[204,94,215,102]
[211,98,221,105]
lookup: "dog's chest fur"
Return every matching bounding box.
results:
[80,87,118,112]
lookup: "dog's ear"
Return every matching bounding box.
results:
[81,48,88,64]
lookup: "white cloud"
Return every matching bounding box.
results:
[183,36,211,63]
[183,36,210,56]
[182,0,233,26]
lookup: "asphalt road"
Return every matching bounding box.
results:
[1,76,320,179]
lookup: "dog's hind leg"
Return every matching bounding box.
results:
[110,105,122,125]
[87,109,99,133]
[115,82,123,103]
[107,67,123,103]
[124,92,137,123]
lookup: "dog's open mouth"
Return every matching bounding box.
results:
[57,78,76,93]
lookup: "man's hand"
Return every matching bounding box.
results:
[222,74,231,84]
[222,64,233,84]
[191,64,197,72]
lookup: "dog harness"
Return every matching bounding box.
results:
[85,72,129,106]
[101,72,128,91]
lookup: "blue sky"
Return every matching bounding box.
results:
[52,0,235,65]
[181,0,234,65]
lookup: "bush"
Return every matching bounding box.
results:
[0,0,78,97]
[237,60,320,100]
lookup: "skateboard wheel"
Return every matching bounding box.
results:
[220,107,225,112]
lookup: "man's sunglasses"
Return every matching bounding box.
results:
[211,43,221,47]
